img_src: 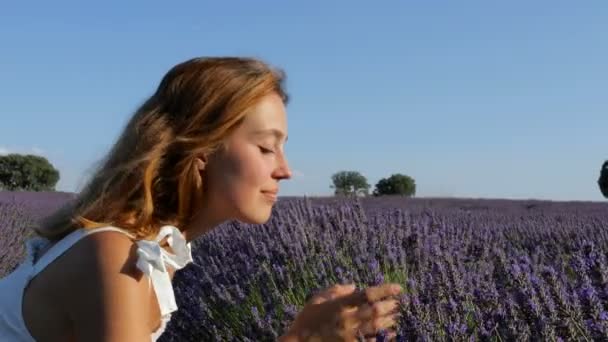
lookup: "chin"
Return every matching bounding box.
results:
[238,215,271,225]
[237,208,273,225]
[233,194,276,225]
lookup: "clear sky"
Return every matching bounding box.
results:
[1,1,606,201]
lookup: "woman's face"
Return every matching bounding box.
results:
[201,92,292,225]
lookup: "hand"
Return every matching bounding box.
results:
[279,282,403,341]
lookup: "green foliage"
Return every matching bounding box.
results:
[330,170,370,196]
[373,173,416,197]
[599,160,608,199]
[0,153,60,191]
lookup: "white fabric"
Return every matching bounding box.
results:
[135,225,194,316]
[0,225,193,341]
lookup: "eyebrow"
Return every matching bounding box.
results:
[252,128,288,142]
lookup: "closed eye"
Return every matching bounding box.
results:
[259,146,275,154]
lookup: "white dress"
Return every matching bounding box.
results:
[0,225,193,341]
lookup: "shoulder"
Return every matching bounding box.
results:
[74,229,141,270]
[57,229,143,282]
[56,230,156,341]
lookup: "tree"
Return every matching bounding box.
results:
[0,153,60,191]
[330,170,370,196]
[373,173,416,197]
[599,160,608,199]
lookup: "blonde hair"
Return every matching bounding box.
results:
[37,57,288,241]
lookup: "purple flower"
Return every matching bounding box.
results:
[6,192,608,341]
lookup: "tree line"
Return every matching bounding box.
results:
[330,170,416,197]
[1,153,608,200]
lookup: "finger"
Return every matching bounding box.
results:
[337,306,361,332]
[358,306,400,336]
[333,283,402,308]
[357,299,399,321]
[310,283,356,304]
[364,283,403,302]
[358,314,398,337]
[331,283,357,297]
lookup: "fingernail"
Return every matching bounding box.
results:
[391,284,402,293]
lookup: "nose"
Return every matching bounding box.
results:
[273,153,292,180]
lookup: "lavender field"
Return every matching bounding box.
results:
[2,192,608,341]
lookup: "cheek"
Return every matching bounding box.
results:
[216,150,272,207]
[224,153,275,223]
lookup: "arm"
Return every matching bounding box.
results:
[63,231,154,342]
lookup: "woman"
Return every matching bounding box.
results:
[0,57,402,341]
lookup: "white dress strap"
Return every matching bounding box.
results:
[27,225,192,318]
[30,226,136,277]
[134,225,193,316]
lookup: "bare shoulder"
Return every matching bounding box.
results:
[57,230,154,341]
[70,229,142,273]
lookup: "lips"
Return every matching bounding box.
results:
[262,189,278,202]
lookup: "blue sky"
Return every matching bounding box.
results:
[1,1,606,201]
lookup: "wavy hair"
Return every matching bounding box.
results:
[36,57,288,241]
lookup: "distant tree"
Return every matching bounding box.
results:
[330,170,370,196]
[373,173,416,197]
[0,153,60,191]
[599,160,608,199]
